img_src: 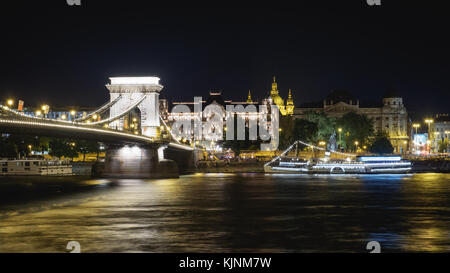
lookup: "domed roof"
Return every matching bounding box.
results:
[271,94,284,106]
[383,89,402,98]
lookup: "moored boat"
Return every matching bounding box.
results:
[0,159,73,176]
[264,141,412,174]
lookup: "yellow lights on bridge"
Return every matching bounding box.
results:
[93,114,98,120]
[35,110,42,116]
[61,114,67,120]
[70,110,76,116]
[7,99,14,107]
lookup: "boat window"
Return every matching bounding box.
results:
[25,162,30,167]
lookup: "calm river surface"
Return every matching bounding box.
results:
[0,173,449,253]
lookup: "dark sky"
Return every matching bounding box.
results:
[1,1,449,116]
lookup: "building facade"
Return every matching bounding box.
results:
[430,114,450,153]
[293,89,410,153]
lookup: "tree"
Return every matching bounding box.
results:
[292,119,318,143]
[0,135,17,158]
[304,111,336,142]
[279,115,295,149]
[337,112,374,151]
[370,133,394,154]
[75,140,100,161]
[438,139,448,153]
[49,138,78,159]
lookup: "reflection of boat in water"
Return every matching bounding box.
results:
[264,141,412,174]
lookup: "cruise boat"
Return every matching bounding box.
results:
[0,159,73,176]
[264,141,412,174]
[265,155,412,174]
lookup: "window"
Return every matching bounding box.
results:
[1,162,7,167]
[2,168,7,173]
[25,162,30,167]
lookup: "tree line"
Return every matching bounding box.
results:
[0,134,102,161]
[279,111,394,154]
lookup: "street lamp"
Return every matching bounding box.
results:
[35,110,42,117]
[338,128,342,149]
[424,119,433,134]
[7,99,14,107]
[412,123,420,135]
[354,141,359,152]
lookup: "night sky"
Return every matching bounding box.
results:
[1,1,449,116]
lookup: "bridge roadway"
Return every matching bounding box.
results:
[0,107,192,151]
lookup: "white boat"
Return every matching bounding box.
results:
[264,141,412,174]
[0,159,73,176]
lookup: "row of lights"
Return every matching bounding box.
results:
[6,99,79,120]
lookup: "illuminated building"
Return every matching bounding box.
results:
[264,77,295,116]
[430,114,450,153]
[293,89,410,153]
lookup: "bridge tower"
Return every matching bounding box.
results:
[106,77,163,137]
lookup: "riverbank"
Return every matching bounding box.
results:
[66,159,450,176]
[196,159,450,173]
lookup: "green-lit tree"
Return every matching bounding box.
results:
[304,111,336,141]
[292,119,318,143]
[337,112,374,151]
[49,138,78,159]
[438,139,448,153]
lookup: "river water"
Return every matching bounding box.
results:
[0,173,449,253]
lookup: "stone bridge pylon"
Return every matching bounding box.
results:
[106,77,163,137]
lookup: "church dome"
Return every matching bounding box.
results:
[272,94,284,106]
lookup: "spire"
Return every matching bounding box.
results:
[271,76,278,95]
[287,89,294,105]
[246,89,253,103]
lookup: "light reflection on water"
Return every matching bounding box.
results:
[0,173,449,252]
